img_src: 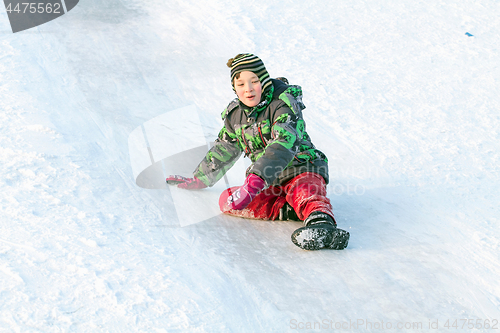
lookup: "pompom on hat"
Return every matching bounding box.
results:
[227,54,272,93]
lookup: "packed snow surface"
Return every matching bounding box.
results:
[1,0,499,332]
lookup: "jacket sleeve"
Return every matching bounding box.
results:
[247,102,300,185]
[193,119,243,187]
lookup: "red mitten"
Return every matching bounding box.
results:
[165,175,207,190]
[226,174,266,210]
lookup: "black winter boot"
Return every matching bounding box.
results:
[291,212,350,250]
[278,202,301,221]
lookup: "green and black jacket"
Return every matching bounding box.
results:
[194,79,329,187]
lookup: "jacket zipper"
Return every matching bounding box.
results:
[240,127,250,156]
[258,126,267,148]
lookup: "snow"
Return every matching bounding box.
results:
[1,0,499,331]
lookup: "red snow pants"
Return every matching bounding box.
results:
[219,172,334,221]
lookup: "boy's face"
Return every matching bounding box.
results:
[234,71,262,107]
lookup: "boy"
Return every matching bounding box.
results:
[166,54,349,250]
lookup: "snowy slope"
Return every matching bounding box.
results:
[1,0,499,332]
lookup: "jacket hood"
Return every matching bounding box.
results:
[272,78,289,98]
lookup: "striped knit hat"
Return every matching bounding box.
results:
[227,54,272,93]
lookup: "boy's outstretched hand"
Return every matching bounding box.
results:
[165,175,207,190]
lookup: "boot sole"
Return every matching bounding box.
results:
[327,229,350,250]
[291,227,350,251]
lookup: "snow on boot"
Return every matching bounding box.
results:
[291,212,349,251]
